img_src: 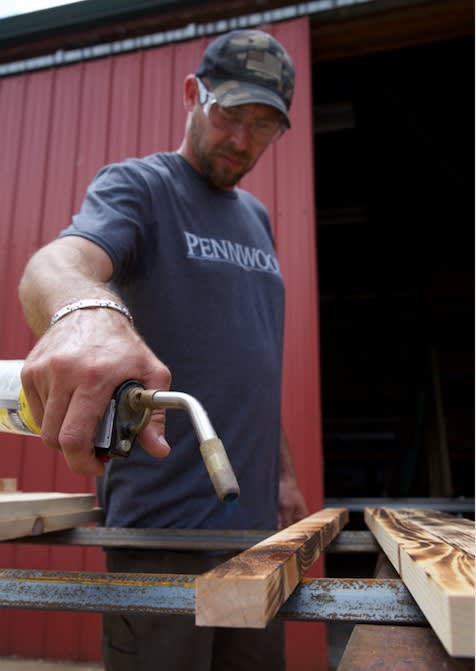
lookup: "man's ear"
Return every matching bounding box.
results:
[183,75,199,112]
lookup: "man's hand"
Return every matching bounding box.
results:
[21,309,172,477]
[19,237,172,477]
[278,428,308,529]
[278,473,308,529]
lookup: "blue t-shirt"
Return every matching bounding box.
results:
[60,152,284,531]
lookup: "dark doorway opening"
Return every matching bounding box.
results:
[313,36,474,501]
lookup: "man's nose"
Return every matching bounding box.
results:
[228,121,253,148]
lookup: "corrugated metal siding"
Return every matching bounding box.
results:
[0,17,324,668]
[242,20,325,668]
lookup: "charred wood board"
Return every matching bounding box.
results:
[365,507,475,657]
[195,507,348,628]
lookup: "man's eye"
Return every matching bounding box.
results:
[220,107,241,121]
[255,119,276,130]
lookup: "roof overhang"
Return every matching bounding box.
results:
[0,0,473,68]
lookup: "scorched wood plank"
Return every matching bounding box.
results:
[365,507,474,657]
[388,508,474,557]
[196,507,348,628]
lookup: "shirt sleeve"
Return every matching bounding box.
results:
[59,160,151,282]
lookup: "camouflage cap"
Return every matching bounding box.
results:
[195,29,295,128]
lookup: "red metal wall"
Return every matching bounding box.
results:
[0,17,324,668]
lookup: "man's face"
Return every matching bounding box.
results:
[189,93,284,190]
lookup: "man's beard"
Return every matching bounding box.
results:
[190,112,254,189]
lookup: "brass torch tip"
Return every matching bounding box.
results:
[223,492,239,504]
[199,438,240,503]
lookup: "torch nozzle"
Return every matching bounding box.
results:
[127,388,240,503]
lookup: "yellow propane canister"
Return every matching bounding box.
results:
[0,360,40,436]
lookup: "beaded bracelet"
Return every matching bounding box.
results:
[49,299,133,328]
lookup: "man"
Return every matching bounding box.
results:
[19,29,307,670]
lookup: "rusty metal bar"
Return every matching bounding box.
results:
[282,578,425,624]
[325,497,475,514]
[326,530,378,553]
[5,526,270,551]
[337,624,474,671]
[0,570,425,624]
[5,528,379,554]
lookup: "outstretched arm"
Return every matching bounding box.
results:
[19,235,171,476]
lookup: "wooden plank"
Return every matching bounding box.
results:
[0,508,102,541]
[392,508,474,557]
[365,508,475,657]
[0,478,17,492]
[195,508,348,628]
[0,492,96,520]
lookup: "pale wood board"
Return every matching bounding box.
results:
[365,507,475,657]
[0,492,96,520]
[0,479,17,492]
[0,507,102,541]
[196,507,348,628]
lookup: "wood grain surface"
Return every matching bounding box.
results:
[388,508,474,557]
[196,507,348,628]
[0,507,102,541]
[0,478,17,492]
[365,507,475,657]
[0,492,96,520]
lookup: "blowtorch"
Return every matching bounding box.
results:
[0,360,240,504]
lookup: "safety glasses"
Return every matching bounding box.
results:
[196,77,286,145]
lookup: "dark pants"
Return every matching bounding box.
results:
[103,549,285,671]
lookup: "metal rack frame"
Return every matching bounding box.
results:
[2,501,474,670]
[1,528,422,625]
